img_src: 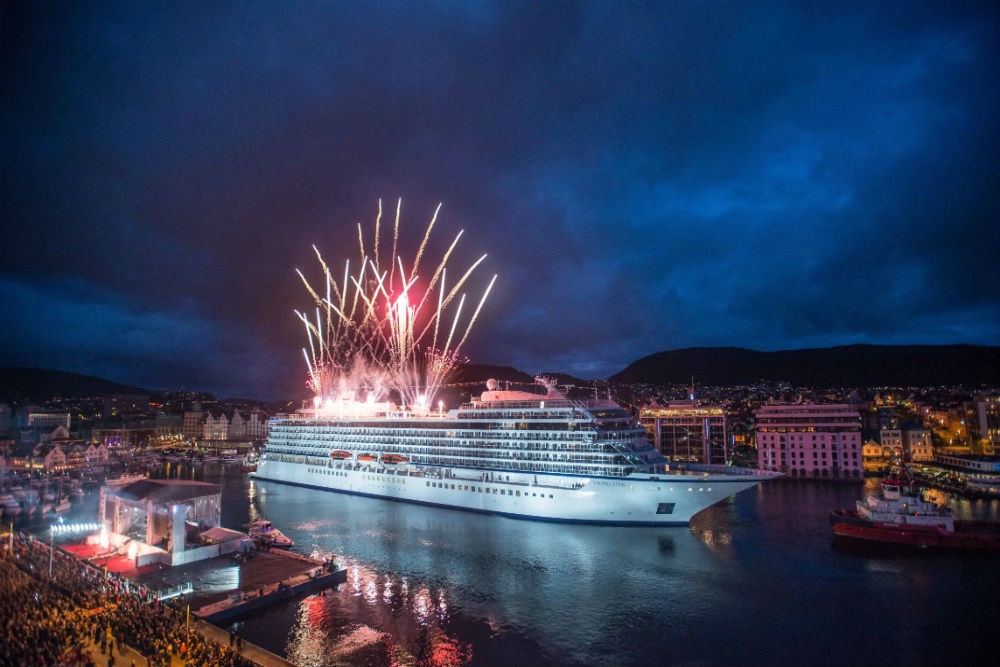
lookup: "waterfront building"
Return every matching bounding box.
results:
[966,395,1000,452]
[92,419,157,449]
[27,440,110,472]
[183,409,205,440]
[40,424,71,444]
[204,411,230,440]
[228,409,247,439]
[879,428,904,456]
[245,408,269,442]
[154,413,183,436]
[754,403,863,478]
[904,426,934,462]
[862,439,891,472]
[639,402,728,465]
[35,443,67,471]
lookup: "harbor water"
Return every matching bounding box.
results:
[69,464,1000,665]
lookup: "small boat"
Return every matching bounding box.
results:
[1,494,21,517]
[42,497,73,518]
[356,453,376,462]
[830,469,1000,552]
[966,476,1000,497]
[248,519,294,548]
[105,472,149,486]
[329,450,353,460]
[380,454,409,465]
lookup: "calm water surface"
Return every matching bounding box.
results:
[208,472,998,667]
[102,465,999,666]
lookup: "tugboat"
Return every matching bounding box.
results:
[248,519,294,548]
[830,468,1000,552]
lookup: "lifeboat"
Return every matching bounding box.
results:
[356,453,377,462]
[380,454,409,465]
[329,450,352,460]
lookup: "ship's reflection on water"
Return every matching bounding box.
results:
[234,479,717,667]
[77,464,1000,666]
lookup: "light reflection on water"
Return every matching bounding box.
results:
[116,465,1000,667]
[237,480,716,666]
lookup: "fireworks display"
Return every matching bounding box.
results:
[295,199,497,414]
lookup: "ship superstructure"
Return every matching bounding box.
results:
[255,378,779,525]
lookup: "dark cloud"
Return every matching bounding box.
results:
[1,1,997,398]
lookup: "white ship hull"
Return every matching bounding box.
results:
[252,459,768,526]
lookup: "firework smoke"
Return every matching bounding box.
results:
[295,200,497,413]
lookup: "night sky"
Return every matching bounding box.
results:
[2,2,998,400]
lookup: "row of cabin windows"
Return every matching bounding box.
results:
[425,481,553,498]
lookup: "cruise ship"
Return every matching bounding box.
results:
[254,378,780,525]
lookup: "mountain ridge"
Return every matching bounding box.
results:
[4,343,998,403]
[609,344,1000,387]
[0,367,160,402]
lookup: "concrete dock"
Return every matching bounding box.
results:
[114,544,347,620]
[196,565,347,623]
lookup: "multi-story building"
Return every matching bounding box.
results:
[755,403,863,478]
[639,402,728,465]
[27,411,72,430]
[91,420,156,450]
[879,428,903,455]
[245,409,269,442]
[204,412,230,440]
[966,396,1000,452]
[182,410,205,441]
[228,410,247,440]
[904,427,934,462]
[862,440,890,472]
[154,414,183,437]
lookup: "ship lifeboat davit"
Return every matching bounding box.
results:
[357,453,377,462]
[380,454,409,465]
[329,450,352,460]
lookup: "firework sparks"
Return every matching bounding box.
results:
[296,200,496,414]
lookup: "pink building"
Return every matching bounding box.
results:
[755,404,862,478]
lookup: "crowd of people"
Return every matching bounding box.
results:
[1,532,257,667]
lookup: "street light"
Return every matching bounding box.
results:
[48,516,64,577]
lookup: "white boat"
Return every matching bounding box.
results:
[248,519,294,548]
[105,472,149,486]
[42,497,73,517]
[254,377,780,526]
[966,476,1000,496]
[1,493,21,517]
[855,470,954,530]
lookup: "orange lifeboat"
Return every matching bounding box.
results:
[380,454,409,465]
[329,450,352,460]
[356,453,376,462]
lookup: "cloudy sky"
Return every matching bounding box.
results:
[2,1,998,399]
